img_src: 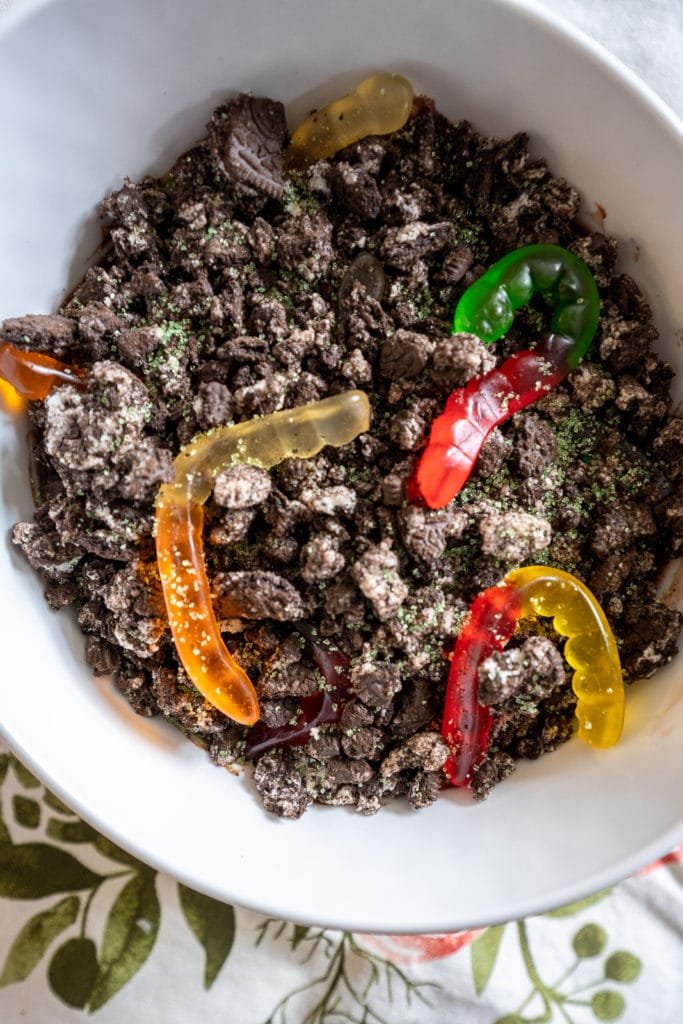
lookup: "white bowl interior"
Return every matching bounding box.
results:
[1,0,683,932]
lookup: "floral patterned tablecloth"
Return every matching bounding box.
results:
[2,1,683,1022]
[1,738,683,1023]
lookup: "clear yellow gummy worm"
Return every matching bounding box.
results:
[155,390,371,725]
[507,566,625,747]
[285,73,414,169]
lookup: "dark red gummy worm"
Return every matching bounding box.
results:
[244,625,351,760]
[442,581,521,786]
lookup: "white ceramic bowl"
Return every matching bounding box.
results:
[1,0,683,933]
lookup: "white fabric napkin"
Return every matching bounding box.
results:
[540,0,683,117]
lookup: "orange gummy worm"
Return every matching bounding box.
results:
[0,377,26,414]
[0,341,85,402]
[155,390,371,725]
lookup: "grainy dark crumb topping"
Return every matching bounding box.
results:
[7,94,683,818]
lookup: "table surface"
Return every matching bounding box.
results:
[1,1,682,1021]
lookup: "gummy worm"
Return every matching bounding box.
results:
[285,73,414,170]
[0,341,85,403]
[442,565,624,787]
[413,245,600,508]
[155,391,371,726]
[244,623,351,759]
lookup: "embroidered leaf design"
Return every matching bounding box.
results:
[0,895,80,987]
[48,937,99,1009]
[0,781,11,849]
[46,819,98,844]
[88,870,160,1012]
[178,883,235,988]
[544,888,612,918]
[470,924,505,995]
[291,925,310,950]
[9,756,40,790]
[44,790,77,816]
[13,796,40,829]
[93,835,146,868]
[0,843,102,898]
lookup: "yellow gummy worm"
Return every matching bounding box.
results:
[506,566,624,747]
[155,391,371,726]
[285,73,414,169]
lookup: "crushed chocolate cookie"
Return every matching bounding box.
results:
[351,542,408,621]
[380,731,450,776]
[380,220,455,270]
[211,95,287,199]
[388,406,429,451]
[277,212,334,282]
[470,751,517,801]
[432,332,496,386]
[3,314,78,360]
[258,660,320,699]
[591,503,656,558]
[7,88,683,820]
[300,535,345,582]
[478,636,565,706]
[379,329,433,380]
[253,750,313,819]
[350,655,403,709]
[397,505,452,564]
[479,511,552,562]
[514,414,557,477]
[214,465,272,509]
[406,770,443,809]
[215,571,306,621]
[569,364,616,412]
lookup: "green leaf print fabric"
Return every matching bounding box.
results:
[0,739,682,1024]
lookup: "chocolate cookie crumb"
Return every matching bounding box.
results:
[478,637,565,706]
[479,511,552,562]
[351,542,408,621]
[216,571,306,621]
[211,95,286,199]
[214,466,272,509]
[253,750,313,819]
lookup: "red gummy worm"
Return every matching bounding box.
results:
[442,581,521,786]
[415,343,569,509]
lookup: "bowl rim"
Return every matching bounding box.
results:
[6,728,683,935]
[1,0,683,933]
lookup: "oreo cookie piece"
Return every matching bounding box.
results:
[210,94,286,199]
